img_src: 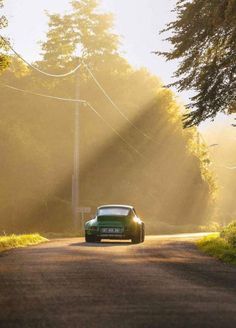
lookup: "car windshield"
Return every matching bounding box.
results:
[98,207,130,216]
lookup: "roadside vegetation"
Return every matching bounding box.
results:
[0,0,10,71]
[199,221,222,233]
[197,221,236,264]
[0,233,47,252]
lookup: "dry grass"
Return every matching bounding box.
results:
[0,234,48,252]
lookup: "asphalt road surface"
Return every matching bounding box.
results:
[1,233,236,328]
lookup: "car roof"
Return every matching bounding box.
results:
[98,204,134,210]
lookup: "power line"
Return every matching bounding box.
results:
[1,35,152,142]
[83,62,152,140]
[1,82,144,158]
[220,165,236,170]
[85,102,145,159]
[0,35,82,78]
[1,83,87,103]
[1,36,149,156]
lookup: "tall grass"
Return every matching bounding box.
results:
[197,221,236,264]
[0,234,47,252]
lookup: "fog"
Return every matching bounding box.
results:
[203,121,236,225]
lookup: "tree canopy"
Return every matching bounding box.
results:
[157,0,236,127]
[0,0,9,71]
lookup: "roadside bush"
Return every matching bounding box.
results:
[0,233,47,251]
[220,221,236,247]
[197,234,236,264]
[199,221,222,232]
[197,221,236,265]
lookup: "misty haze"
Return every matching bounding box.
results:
[0,1,236,327]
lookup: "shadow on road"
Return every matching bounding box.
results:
[69,241,132,247]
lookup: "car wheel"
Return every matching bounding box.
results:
[131,227,141,244]
[85,234,91,242]
[85,234,97,243]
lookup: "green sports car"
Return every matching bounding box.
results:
[85,205,145,244]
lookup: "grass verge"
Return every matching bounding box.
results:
[0,234,48,252]
[197,233,236,265]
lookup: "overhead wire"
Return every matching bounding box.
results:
[0,35,82,78]
[83,61,152,140]
[85,102,145,159]
[1,83,87,103]
[0,36,150,157]
[220,165,236,170]
[1,82,144,159]
[1,36,153,142]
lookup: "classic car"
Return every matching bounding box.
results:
[85,205,145,244]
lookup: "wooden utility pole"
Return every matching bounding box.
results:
[72,71,80,231]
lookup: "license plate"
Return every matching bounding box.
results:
[101,228,121,233]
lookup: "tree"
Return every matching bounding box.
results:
[0,0,9,71]
[157,0,236,127]
[41,0,120,71]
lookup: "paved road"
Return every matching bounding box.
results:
[1,233,236,328]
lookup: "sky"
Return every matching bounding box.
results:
[3,0,177,85]
[2,0,236,133]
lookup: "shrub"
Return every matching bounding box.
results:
[220,221,236,247]
[0,233,47,251]
[197,234,236,265]
[199,221,222,232]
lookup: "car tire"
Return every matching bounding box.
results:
[131,227,142,244]
[85,234,91,242]
[85,234,97,243]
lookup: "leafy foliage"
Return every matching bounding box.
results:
[0,0,10,71]
[198,221,236,264]
[0,233,47,251]
[220,221,236,246]
[40,0,120,72]
[185,128,218,199]
[199,221,222,232]
[197,233,236,264]
[157,0,236,127]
